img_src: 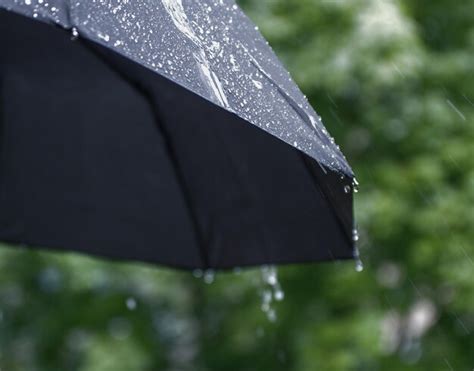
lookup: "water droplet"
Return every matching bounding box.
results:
[344,185,351,193]
[354,247,364,272]
[261,265,278,285]
[261,289,272,312]
[260,265,284,321]
[267,308,277,322]
[233,267,242,275]
[126,297,137,310]
[252,80,263,90]
[203,269,215,284]
[352,178,360,193]
[274,288,285,301]
[192,269,203,278]
[71,27,79,40]
[108,317,132,340]
[352,228,359,242]
[97,32,110,42]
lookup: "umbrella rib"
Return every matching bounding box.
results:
[80,40,211,269]
[299,153,354,254]
[146,96,211,270]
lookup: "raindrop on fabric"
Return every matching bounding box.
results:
[97,32,110,42]
[252,80,263,90]
[71,27,79,40]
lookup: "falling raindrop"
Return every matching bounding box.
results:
[261,289,272,312]
[260,265,284,321]
[352,178,360,193]
[355,259,364,272]
[203,269,215,284]
[352,228,359,242]
[256,326,265,337]
[262,266,278,285]
[233,267,242,275]
[352,223,364,272]
[354,246,364,272]
[192,269,203,278]
[267,308,277,322]
[126,297,137,311]
[274,287,285,301]
[108,317,132,340]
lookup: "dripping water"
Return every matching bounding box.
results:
[191,265,285,322]
[260,265,284,322]
[192,269,215,284]
[203,269,215,284]
[126,297,137,311]
[71,27,79,40]
[352,178,360,193]
[353,228,364,272]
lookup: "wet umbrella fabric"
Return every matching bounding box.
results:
[0,1,355,269]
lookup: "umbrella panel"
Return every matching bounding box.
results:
[0,10,354,269]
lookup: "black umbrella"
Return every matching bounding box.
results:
[0,0,358,270]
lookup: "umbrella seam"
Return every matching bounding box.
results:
[79,40,211,269]
[209,123,273,266]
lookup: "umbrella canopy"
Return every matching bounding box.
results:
[0,1,356,270]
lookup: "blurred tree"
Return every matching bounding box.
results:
[0,0,473,370]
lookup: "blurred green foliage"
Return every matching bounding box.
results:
[1,0,473,369]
